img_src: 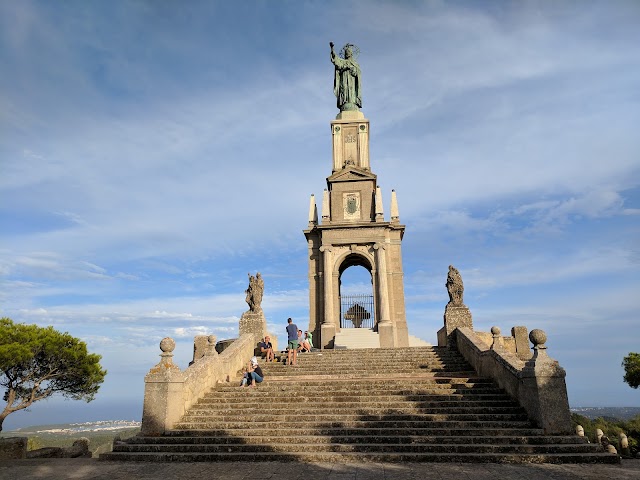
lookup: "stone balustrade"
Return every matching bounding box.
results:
[141,333,258,436]
[455,326,572,434]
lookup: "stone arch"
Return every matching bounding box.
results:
[334,250,378,330]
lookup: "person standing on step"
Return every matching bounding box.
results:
[247,356,264,387]
[286,317,299,366]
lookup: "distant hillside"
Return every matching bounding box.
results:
[571,407,640,421]
[0,420,141,457]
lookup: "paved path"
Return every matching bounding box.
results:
[1,459,639,480]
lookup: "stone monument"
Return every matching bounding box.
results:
[239,272,267,340]
[304,42,409,349]
[438,265,473,347]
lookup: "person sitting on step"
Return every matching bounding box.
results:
[297,329,311,353]
[239,366,250,387]
[246,356,264,388]
[304,330,313,351]
[258,335,275,362]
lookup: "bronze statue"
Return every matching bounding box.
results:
[446,265,464,307]
[245,272,264,312]
[330,42,362,112]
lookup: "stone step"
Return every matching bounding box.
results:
[99,451,620,464]
[180,413,530,424]
[111,442,602,455]
[197,394,515,404]
[186,406,526,416]
[173,420,535,430]
[260,368,474,375]
[211,386,507,396]
[268,355,467,363]
[164,427,547,437]
[120,434,590,446]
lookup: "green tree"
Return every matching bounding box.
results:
[0,318,107,432]
[622,352,640,389]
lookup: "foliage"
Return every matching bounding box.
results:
[622,352,640,389]
[571,413,640,457]
[27,436,43,451]
[0,318,107,432]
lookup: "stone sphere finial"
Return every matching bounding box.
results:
[208,335,217,345]
[160,337,176,353]
[529,329,547,349]
[576,425,584,437]
[491,326,501,336]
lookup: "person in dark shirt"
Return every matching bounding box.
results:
[286,317,299,366]
[258,335,275,362]
[247,356,264,388]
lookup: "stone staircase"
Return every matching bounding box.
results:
[334,328,380,348]
[102,347,617,463]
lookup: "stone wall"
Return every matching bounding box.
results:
[455,326,572,434]
[141,332,258,436]
[0,437,27,460]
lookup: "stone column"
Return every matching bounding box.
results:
[374,243,394,348]
[332,124,342,172]
[322,189,330,223]
[375,186,384,222]
[319,245,335,348]
[390,190,399,224]
[358,121,369,170]
[308,194,317,228]
[141,338,185,436]
[439,304,473,347]
[518,330,572,434]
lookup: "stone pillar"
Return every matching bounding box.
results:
[358,120,369,170]
[308,194,317,227]
[238,310,266,346]
[375,186,384,222]
[141,338,185,436]
[620,432,630,457]
[331,124,342,172]
[374,243,394,348]
[511,326,531,360]
[320,245,335,348]
[322,189,330,223]
[439,304,473,347]
[490,326,504,350]
[390,190,399,224]
[190,335,210,366]
[519,329,572,434]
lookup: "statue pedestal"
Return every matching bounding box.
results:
[378,322,395,348]
[438,304,473,347]
[320,324,336,349]
[239,310,266,343]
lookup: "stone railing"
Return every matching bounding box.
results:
[455,326,572,435]
[140,333,257,436]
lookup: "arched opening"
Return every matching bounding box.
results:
[338,254,375,329]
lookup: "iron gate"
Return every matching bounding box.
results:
[340,294,375,329]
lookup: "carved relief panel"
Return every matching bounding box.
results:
[343,192,361,220]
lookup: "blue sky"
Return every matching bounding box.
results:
[1,1,639,430]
